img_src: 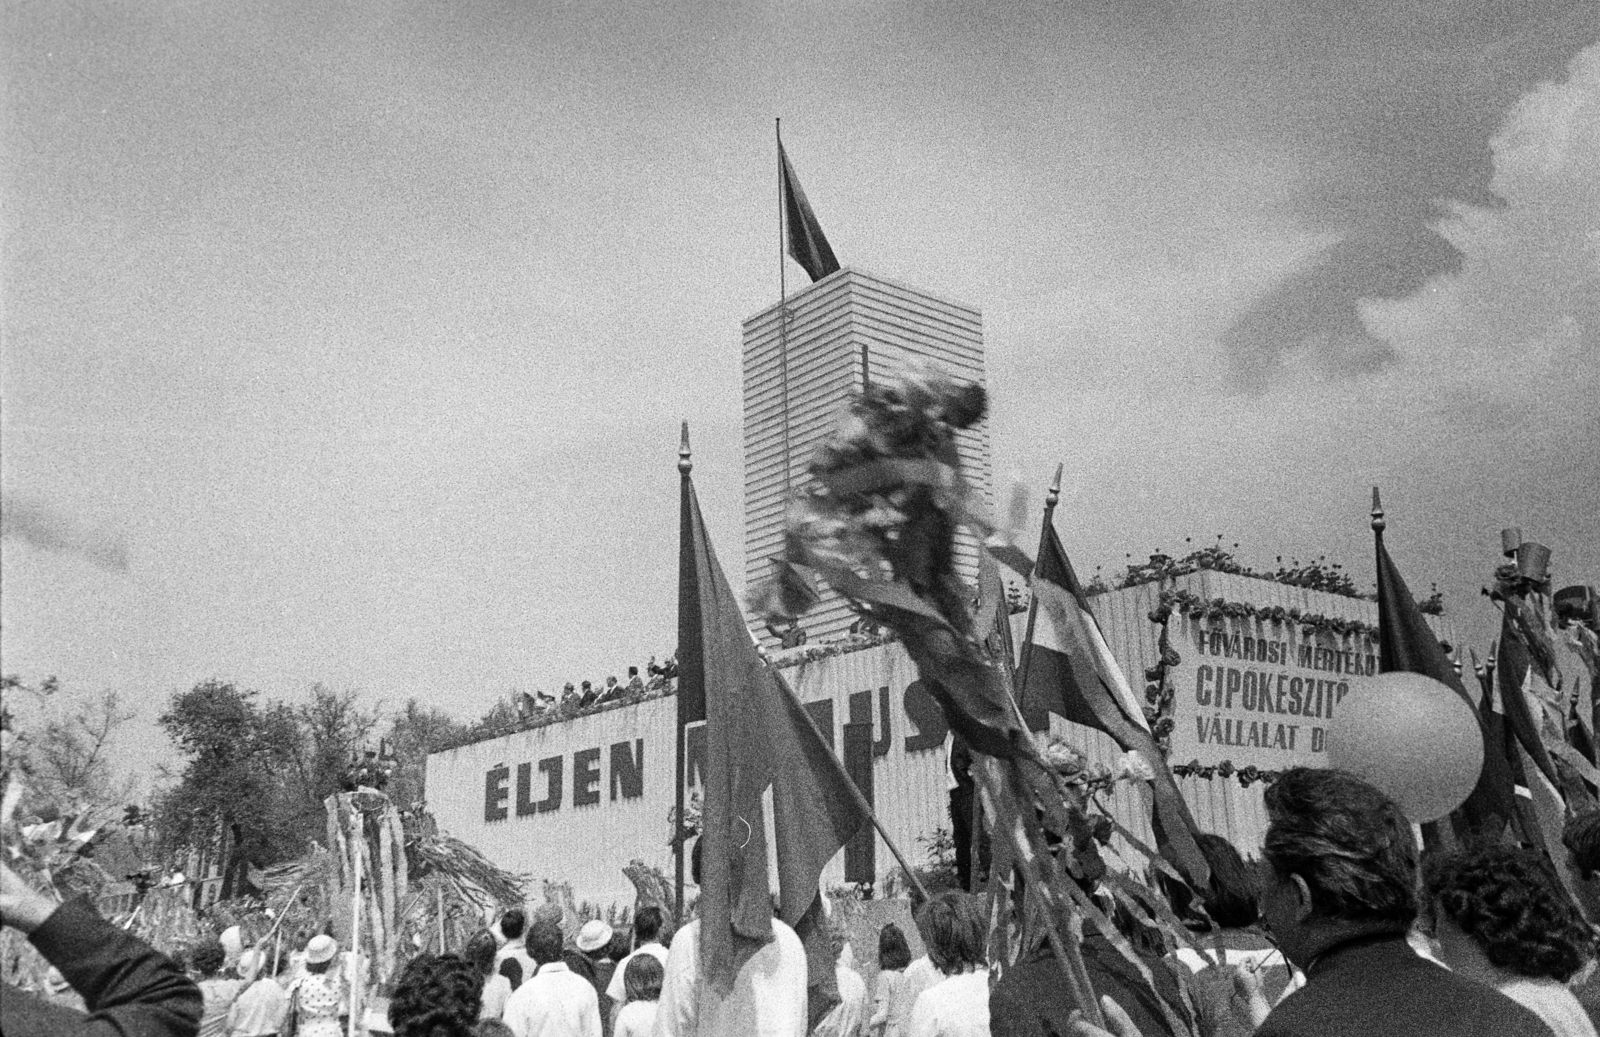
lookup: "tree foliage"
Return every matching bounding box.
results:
[2,675,136,827]
[383,699,468,809]
[154,680,385,899]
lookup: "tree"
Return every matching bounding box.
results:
[284,684,380,830]
[384,699,468,809]
[2,676,136,827]
[155,680,302,900]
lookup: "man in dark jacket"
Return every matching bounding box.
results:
[1254,768,1554,1037]
[1,860,203,1037]
[990,931,1194,1037]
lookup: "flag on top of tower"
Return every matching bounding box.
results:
[779,139,841,283]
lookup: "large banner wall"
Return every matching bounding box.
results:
[426,571,1455,908]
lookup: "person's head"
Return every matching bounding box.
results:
[877,923,912,972]
[606,929,632,962]
[690,837,703,886]
[914,891,986,976]
[1425,846,1595,984]
[1196,832,1260,929]
[305,934,339,975]
[1564,810,1600,878]
[1260,767,1417,966]
[464,930,499,976]
[388,954,481,1037]
[576,920,613,958]
[498,908,526,942]
[623,952,664,1003]
[531,904,565,932]
[634,905,663,945]
[192,942,227,978]
[526,921,564,967]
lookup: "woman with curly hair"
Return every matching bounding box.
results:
[387,954,482,1037]
[1426,846,1599,1037]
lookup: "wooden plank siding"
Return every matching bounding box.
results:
[742,269,994,646]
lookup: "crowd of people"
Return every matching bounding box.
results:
[8,766,1600,1037]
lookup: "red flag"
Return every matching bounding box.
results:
[1021,523,1210,887]
[780,141,841,283]
[678,462,868,996]
[1375,533,1514,843]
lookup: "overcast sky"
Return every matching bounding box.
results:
[4,0,1597,785]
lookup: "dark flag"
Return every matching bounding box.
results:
[1497,608,1560,788]
[678,452,868,1002]
[1021,522,1210,887]
[1374,525,1514,843]
[780,141,841,283]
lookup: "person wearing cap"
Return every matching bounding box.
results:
[501,921,601,1037]
[574,920,615,1036]
[287,936,348,1037]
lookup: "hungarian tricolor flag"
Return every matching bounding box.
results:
[1020,522,1210,887]
[780,141,840,283]
[1375,531,1514,843]
[677,444,868,1010]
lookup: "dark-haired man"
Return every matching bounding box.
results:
[496,908,537,991]
[1254,767,1553,1037]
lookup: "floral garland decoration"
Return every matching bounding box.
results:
[1106,537,1445,615]
[1142,600,1181,755]
[1170,759,1281,788]
[1158,588,1383,642]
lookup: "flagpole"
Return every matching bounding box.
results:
[1014,464,1063,713]
[769,666,930,904]
[674,422,692,922]
[776,117,792,493]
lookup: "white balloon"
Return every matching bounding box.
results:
[1327,671,1484,823]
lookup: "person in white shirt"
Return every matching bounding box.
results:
[905,893,989,1037]
[502,921,601,1037]
[468,930,514,1022]
[812,930,869,1037]
[653,839,808,1037]
[891,955,941,1037]
[606,907,671,1008]
[613,954,664,1037]
[226,953,289,1037]
[868,923,913,1037]
[496,910,538,991]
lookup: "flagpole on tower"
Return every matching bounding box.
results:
[776,118,792,494]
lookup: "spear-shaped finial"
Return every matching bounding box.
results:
[1045,463,1063,511]
[1370,486,1386,533]
[679,421,692,476]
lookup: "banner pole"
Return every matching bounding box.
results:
[1015,464,1064,709]
[674,423,692,922]
[776,117,792,494]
